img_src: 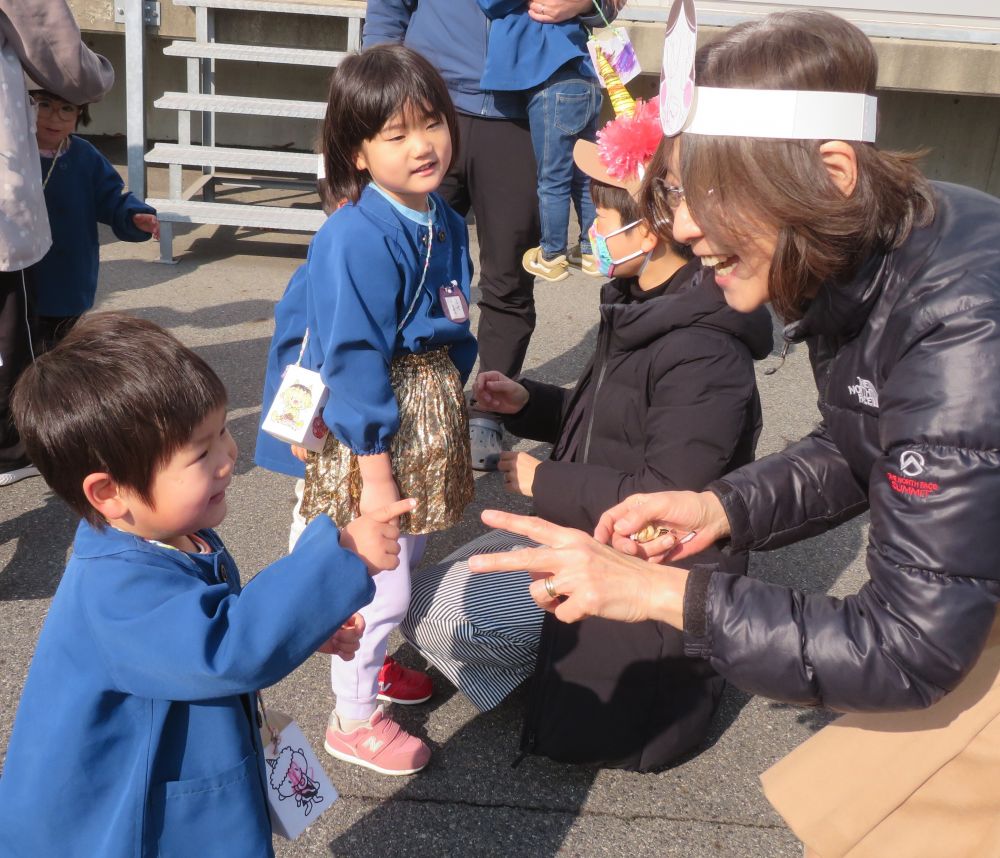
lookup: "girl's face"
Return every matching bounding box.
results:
[354,105,451,211]
[667,141,777,313]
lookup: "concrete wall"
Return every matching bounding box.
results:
[73,6,1000,194]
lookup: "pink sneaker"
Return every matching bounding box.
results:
[324,706,430,776]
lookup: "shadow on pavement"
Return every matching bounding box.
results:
[0,494,77,601]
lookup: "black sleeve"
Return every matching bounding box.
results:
[533,333,759,532]
[503,377,572,445]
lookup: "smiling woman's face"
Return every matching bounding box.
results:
[666,140,778,314]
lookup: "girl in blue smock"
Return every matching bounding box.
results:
[293,45,477,776]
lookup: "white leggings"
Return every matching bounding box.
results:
[291,479,426,721]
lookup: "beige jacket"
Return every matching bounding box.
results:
[0,0,113,271]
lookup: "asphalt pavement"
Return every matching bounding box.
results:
[0,164,871,858]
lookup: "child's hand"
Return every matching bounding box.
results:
[472,371,529,414]
[317,612,365,658]
[340,498,416,574]
[498,451,541,497]
[359,475,400,518]
[133,212,160,239]
[290,444,310,463]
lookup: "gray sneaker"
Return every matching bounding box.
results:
[0,465,40,487]
[469,417,502,471]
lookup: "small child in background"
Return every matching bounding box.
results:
[27,88,159,349]
[0,312,411,857]
[478,1,611,281]
[268,44,478,776]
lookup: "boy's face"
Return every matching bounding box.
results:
[32,94,80,151]
[592,206,646,278]
[119,408,237,550]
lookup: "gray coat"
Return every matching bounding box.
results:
[0,0,113,271]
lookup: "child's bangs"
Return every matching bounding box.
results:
[365,72,449,137]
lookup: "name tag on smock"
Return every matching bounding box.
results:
[438,281,469,323]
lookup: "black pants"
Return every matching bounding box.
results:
[439,113,539,417]
[35,315,80,354]
[0,270,35,471]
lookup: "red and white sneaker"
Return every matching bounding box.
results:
[376,656,433,705]
[324,706,430,776]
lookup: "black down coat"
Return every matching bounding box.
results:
[684,182,1000,713]
[506,259,773,770]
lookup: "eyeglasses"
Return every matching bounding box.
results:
[657,181,686,211]
[32,99,80,120]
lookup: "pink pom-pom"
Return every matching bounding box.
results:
[596,100,663,183]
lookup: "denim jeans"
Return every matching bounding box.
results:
[525,63,601,259]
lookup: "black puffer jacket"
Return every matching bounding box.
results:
[507,260,773,770]
[684,182,1000,713]
[510,261,774,536]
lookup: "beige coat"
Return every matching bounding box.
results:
[0,0,113,271]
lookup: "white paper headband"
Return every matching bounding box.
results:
[682,87,878,142]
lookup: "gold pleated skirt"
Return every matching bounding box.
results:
[300,349,474,535]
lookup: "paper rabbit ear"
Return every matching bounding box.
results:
[659,0,698,137]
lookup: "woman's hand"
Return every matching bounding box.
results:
[317,612,366,658]
[528,0,594,24]
[468,509,688,628]
[593,490,731,563]
[498,451,540,496]
[472,371,529,415]
[290,444,310,463]
[339,497,414,574]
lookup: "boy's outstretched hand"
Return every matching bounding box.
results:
[317,612,365,658]
[339,498,415,574]
[133,212,160,239]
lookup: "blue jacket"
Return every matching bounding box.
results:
[254,264,314,478]
[0,517,373,858]
[478,0,595,91]
[31,135,155,316]
[363,0,615,118]
[305,186,477,455]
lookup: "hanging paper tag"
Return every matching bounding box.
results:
[659,0,698,136]
[260,710,339,840]
[587,28,641,87]
[438,281,469,324]
[261,363,329,452]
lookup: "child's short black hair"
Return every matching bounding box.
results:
[590,178,641,225]
[29,89,91,127]
[11,313,227,527]
[321,44,459,204]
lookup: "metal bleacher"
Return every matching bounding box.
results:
[130,0,365,261]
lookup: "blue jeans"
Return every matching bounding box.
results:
[525,63,601,259]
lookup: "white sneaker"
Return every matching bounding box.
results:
[0,465,40,487]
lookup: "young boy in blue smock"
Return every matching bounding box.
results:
[27,88,159,349]
[478,1,608,281]
[0,312,413,858]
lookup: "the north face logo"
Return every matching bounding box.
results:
[847,376,879,408]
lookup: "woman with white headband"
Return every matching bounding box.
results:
[469,9,1000,856]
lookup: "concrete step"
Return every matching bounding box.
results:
[173,0,365,16]
[163,40,345,67]
[145,143,317,174]
[147,198,325,231]
[155,92,326,120]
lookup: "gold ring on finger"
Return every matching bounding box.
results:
[544,576,558,599]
